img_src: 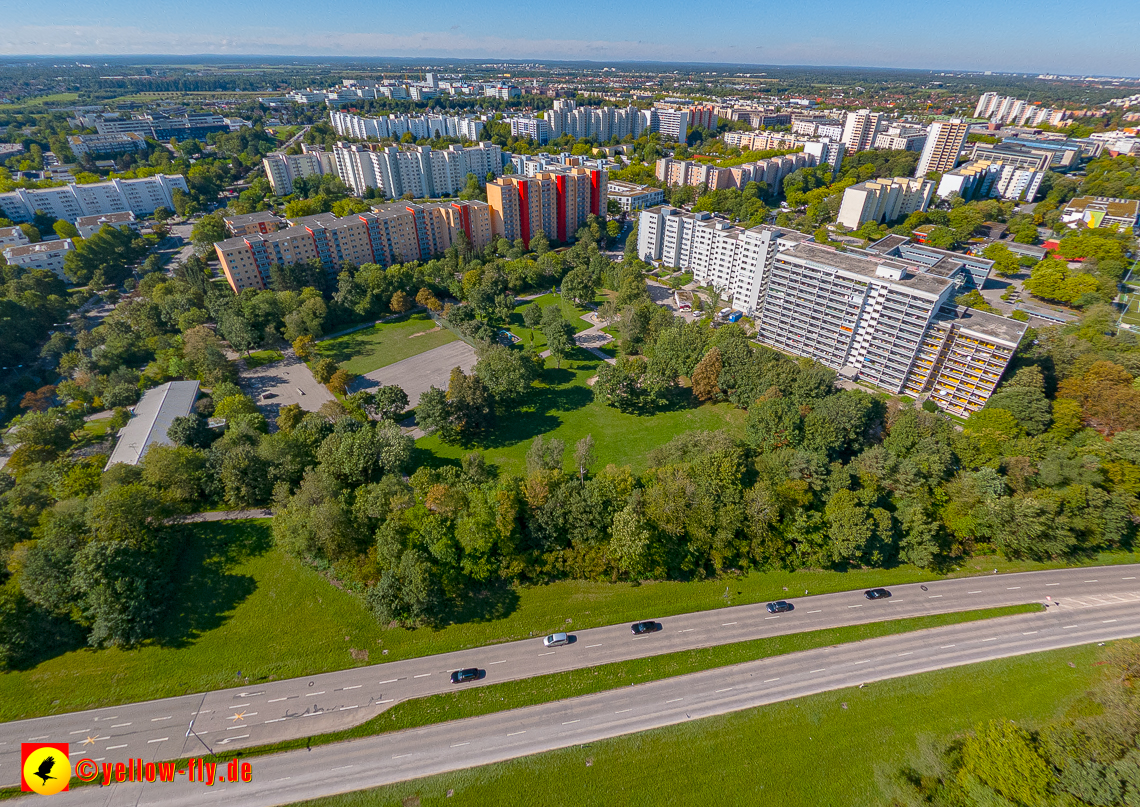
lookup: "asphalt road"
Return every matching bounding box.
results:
[43,598,1140,807]
[3,564,1140,789]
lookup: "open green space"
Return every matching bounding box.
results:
[22,92,80,106]
[1120,294,1140,327]
[415,350,746,475]
[508,293,595,351]
[315,313,457,375]
[243,349,284,369]
[295,643,1106,807]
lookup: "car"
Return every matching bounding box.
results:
[864,588,892,600]
[543,632,571,647]
[450,668,480,684]
[631,621,661,635]
[766,600,794,613]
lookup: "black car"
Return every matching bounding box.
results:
[766,600,794,613]
[450,668,480,684]
[864,588,892,600]
[631,621,662,635]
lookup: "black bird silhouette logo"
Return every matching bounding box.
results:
[33,755,57,785]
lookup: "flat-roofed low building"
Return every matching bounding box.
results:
[2,239,75,279]
[67,132,147,157]
[224,211,286,237]
[1061,196,1140,230]
[105,381,200,468]
[0,225,30,249]
[606,180,665,212]
[75,210,138,239]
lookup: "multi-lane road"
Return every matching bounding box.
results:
[6,565,1140,803]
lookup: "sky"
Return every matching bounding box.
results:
[3,0,1139,77]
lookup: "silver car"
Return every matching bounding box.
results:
[543,632,571,647]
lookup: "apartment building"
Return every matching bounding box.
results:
[0,226,30,249]
[94,113,228,141]
[969,140,1078,172]
[2,239,75,279]
[974,93,1068,128]
[487,163,607,244]
[902,306,1026,417]
[841,110,885,152]
[873,125,928,152]
[606,180,665,212]
[329,110,483,142]
[636,206,1022,410]
[223,211,286,237]
[655,150,828,193]
[262,148,333,195]
[836,177,935,230]
[509,116,553,144]
[332,142,503,199]
[935,160,1045,202]
[721,131,845,170]
[75,211,138,239]
[0,174,188,224]
[67,132,148,157]
[915,119,970,177]
[792,117,844,138]
[1061,196,1140,230]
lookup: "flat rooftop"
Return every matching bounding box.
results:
[224,211,285,226]
[782,242,954,297]
[3,240,73,258]
[105,380,200,468]
[945,305,1029,347]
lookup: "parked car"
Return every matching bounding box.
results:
[631,621,662,635]
[766,600,794,613]
[543,632,571,647]
[450,668,480,684]
[864,588,892,600]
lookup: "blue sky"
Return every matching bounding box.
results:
[3,0,1139,76]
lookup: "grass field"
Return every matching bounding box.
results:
[296,643,1109,807]
[414,350,745,475]
[22,92,80,106]
[243,349,284,369]
[508,294,595,351]
[1,514,1133,723]
[315,313,457,375]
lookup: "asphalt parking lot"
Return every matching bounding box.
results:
[350,340,478,405]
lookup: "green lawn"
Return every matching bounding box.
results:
[294,643,1108,807]
[244,349,284,369]
[315,313,457,375]
[2,515,1133,723]
[508,294,595,352]
[414,350,745,475]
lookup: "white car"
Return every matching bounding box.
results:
[543,632,571,647]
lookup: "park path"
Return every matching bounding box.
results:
[167,508,272,524]
[538,315,617,364]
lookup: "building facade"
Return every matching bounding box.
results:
[262,148,333,195]
[606,180,665,212]
[332,142,503,199]
[2,239,75,279]
[67,132,148,157]
[915,119,970,177]
[836,177,936,230]
[0,174,189,224]
[487,163,607,244]
[75,211,138,239]
[841,110,885,152]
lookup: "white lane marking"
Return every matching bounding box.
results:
[1124,577,1136,580]
[678,628,695,632]
[805,610,821,614]
[928,595,942,599]
[897,652,912,656]
[853,660,870,664]
[765,616,779,620]
[68,750,86,756]
[1086,580,1099,583]
[151,716,172,722]
[393,754,412,759]
[147,738,168,744]
[378,678,400,684]
[715,688,733,693]
[968,590,982,594]
[585,644,602,649]
[227,725,250,731]
[666,698,684,704]
[342,685,362,691]
[810,669,826,673]
[413,674,431,679]
[451,742,470,747]
[488,660,508,665]
[1046,583,1060,586]
[1023,631,1038,635]
[538,652,556,656]
[69,730,90,735]
[721,622,737,626]
[1007,587,1021,590]
[340,705,359,711]
[848,604,863,608]
[982,637,998,642]
[222,734,249,743]
[267,698,287,703]
[764,678,780,682]
[331,765,353,772]
[377,699,395,704]
[614,709,632,714]
[106,744,127,750]
[941,644,956,648]
[1104,619,1119,624]
[272,777,291,782]
[562,720,580,725]
[1064,625,1079,629]
[507,731,526,736]
[264,718,287,723]
[305,691,326,696]
[111,723,131,728]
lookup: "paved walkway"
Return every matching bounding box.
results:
[167,508,273,524]
[238,349,334,423]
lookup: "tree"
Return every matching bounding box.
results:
[983,242,1022,277]
[961,721,1052,807]
[447,367,494,438]
[691,347,723,401]
[541,309,576,369]
[390,290,413,313]
[190,213,227,258]
[372,385,410,421]
[326,369,355,397]
[561,266,596,305]
[526,434,565,475]
[168,414,213,449]
[292,334,315,360]
[415,386,453,440]
[214,394,260,421]
[316,421,413,485]
[276,404,305,433]
[53,220,79,240]
[573,435,596,480]
[72,539,172,648]
[415,287,441,312]
[529,230,550,254]
[474,343,540,411]
[522,302,543,344]
[312,357,337,385]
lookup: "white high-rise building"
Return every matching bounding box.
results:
[837,177,935,229]
[915,119,970,178]
[262,148,333,195]
[0,175,189,224]
[841,110,884,152]
[332,142,503,199]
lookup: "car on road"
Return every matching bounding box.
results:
[766,600,794,613]
[450,668,480,684]
[864,588,892,600]
[631,621,662,635]
[543,632,571,647]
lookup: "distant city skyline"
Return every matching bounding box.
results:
[3,0,1140,76]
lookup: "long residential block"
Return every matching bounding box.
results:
[0,174,189,224]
